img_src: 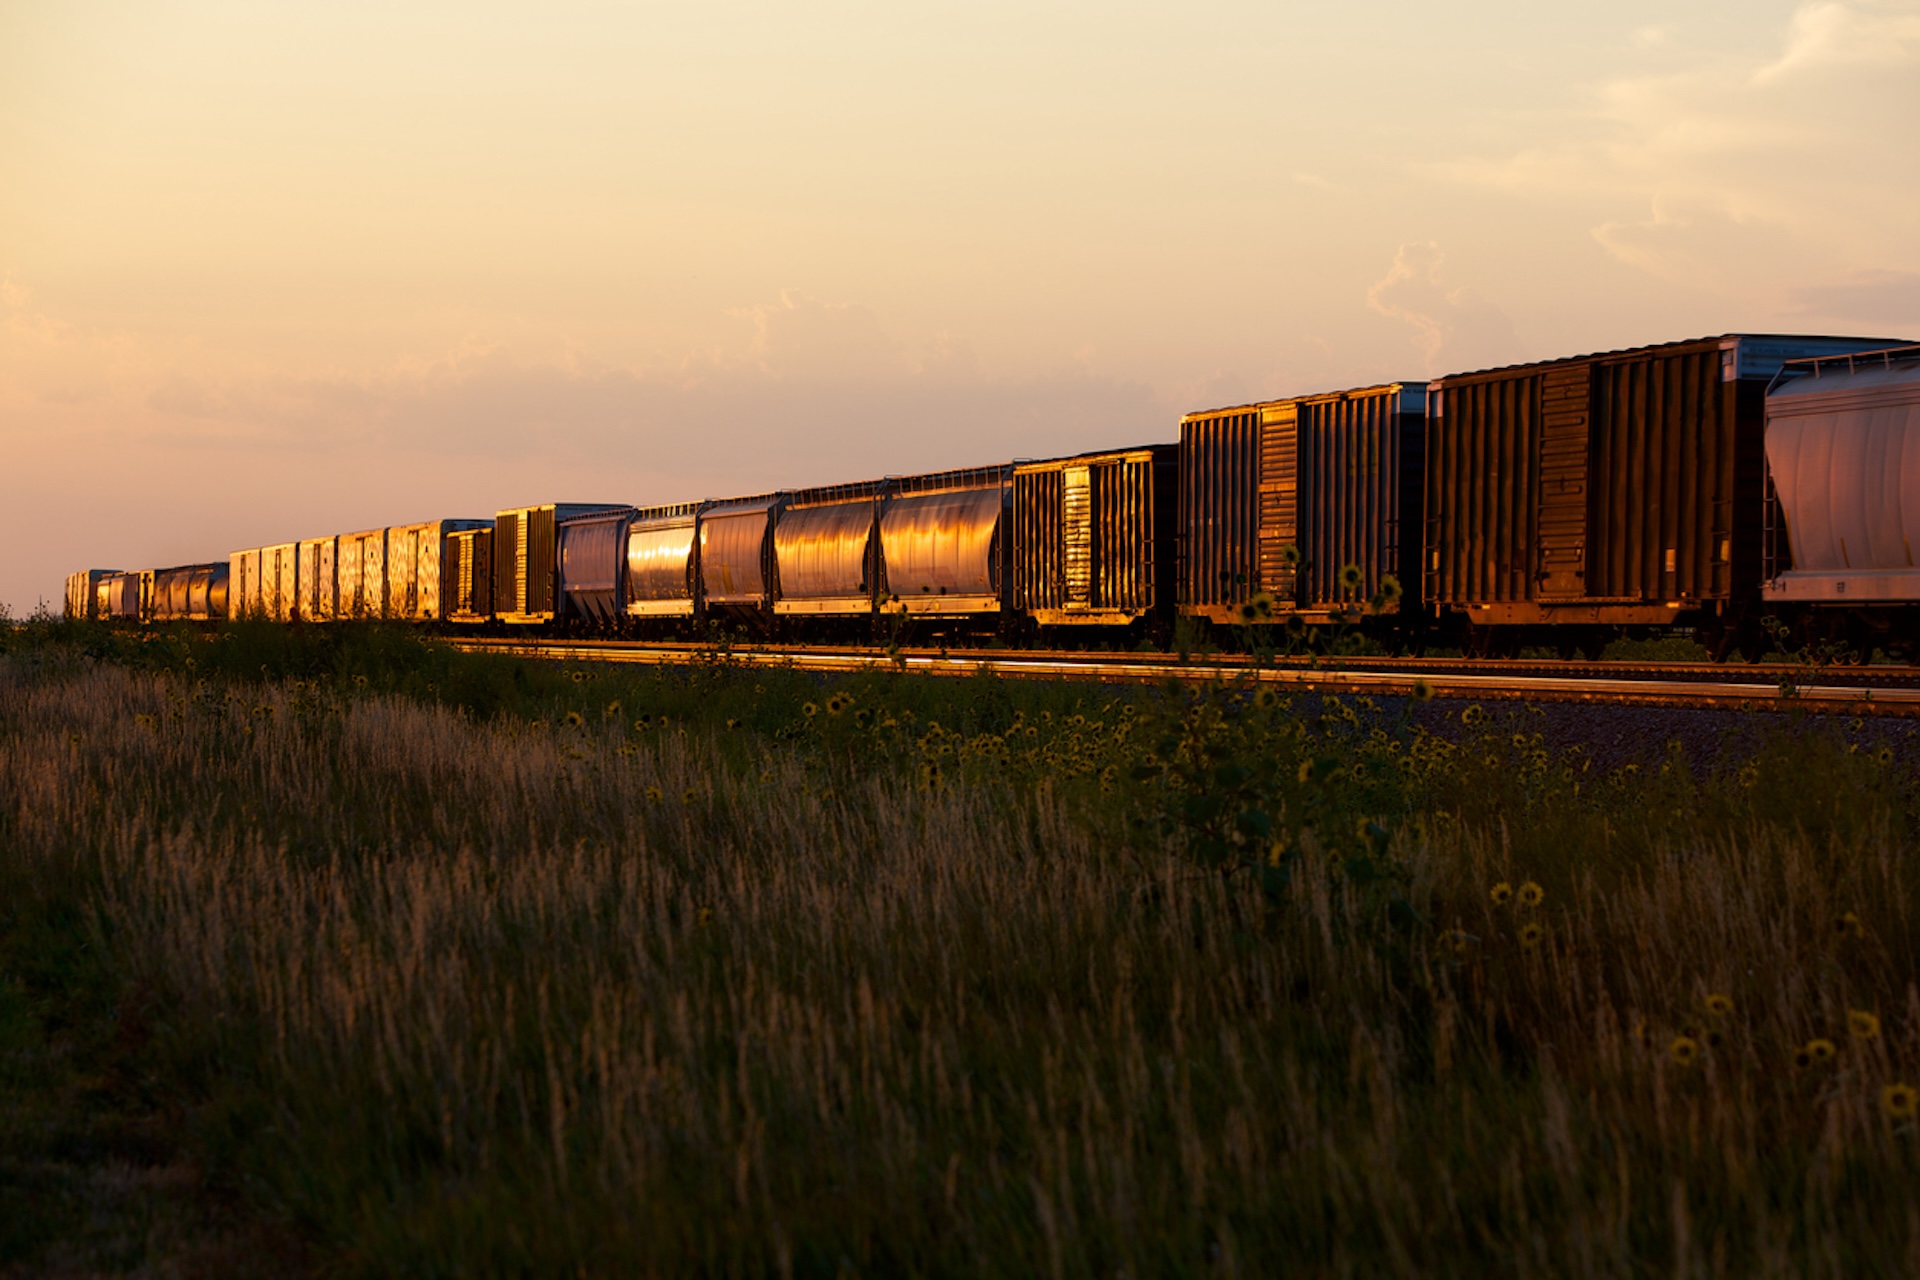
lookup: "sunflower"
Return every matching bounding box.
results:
[1519,922,1546,949]
[1848,1010,1881,1041]
[1834,912,1865,939]
[644,786,662,802]
[564,710,584,728]
[1883,1083,1919,1120]
[1703,993,1734,1018]
[1339,563,1364,592]
[1489,882,1514,906]
[1411,679,1435,703]
[1806,1038,1837,1063]
[1279,543,1302,568]
[1670,1036,1699,1067]
[1517,881,1545,909]
[1378,574,1403,604]
[802,702,819,719]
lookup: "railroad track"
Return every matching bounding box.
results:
[448,638,1920,716]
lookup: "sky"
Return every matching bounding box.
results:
[3,0,1918,612]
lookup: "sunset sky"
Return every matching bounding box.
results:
[4,0,1918,612]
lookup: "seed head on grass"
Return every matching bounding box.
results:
[1883,1084,1919,1120]
[1848,1010,1881,1042]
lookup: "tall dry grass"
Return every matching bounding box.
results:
[2,653,1918,1276]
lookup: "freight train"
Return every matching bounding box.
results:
[64,333,1920,660]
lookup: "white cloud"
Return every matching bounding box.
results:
[1365,242,1520,375]
[1435,2,1920,311]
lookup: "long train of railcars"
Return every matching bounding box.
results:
[63,333,1920,659]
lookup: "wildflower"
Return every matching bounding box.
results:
[1411,679,1434,703]
[1238,591,1276,623]
[1461,704,1486,726]
[1489,882,1515,906]
[564,711,585,728]
[802,702,819,719]
[726,718,740,730]
[1378,574,1403,604]
[1339,563,1364,592]
[1441,928,1473,958]
[1670,1036,1699,1067]
[826,693,851,715]
[645,786,662,802]
[1806,1038,1837,1063]
[570,670,586,684]
[634,716,651,730]
[1873,744,1894,766]
[1631,1017,1653,1048]
[1703,993,1734,1018]
[1279,543,1302,568]
[604,701,622,718]
[134,713,156,729]
[1519,922,1546,949]
[683,788,699,805]
[759,771,774,783]
[1517,881,1545,909]
[697,907,712,926]
[1834,912,1865,939]
[1883,1083,1919,1120]
[1253,686,1279,710]
[1848,1010,1881,1041]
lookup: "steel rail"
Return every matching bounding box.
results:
[448,638,1920,715]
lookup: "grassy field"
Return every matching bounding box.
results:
[2,621,1918,1276]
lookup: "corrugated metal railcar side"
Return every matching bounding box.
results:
[1014,445,1175,625]
[148,564,228,622]
[445,527,494,622]
[1763,345,1920,604]
[297,537,337,621]
[386,519,492,620]
[66,570,115,620]
[557,508,640,623]
[1424,334,1908,626]
[493,504,630,624]
[336,529,388,619]
[698,495,784,614]
[774,481,885,616]
[1180,384,1424,624]
[878,465,1013,616]
[625,502,702,618]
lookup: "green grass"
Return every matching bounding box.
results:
[2,623,1918,1275]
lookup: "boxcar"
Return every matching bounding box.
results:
[1424,334,1907,631]
[624,502,702,619]
[491,504,629,625]
[445,526,493,623]
[65,570,116,621]
[335,529,388,619]
[1014,445,1176,627]
[877,465,1012,617]
[1180,383,1424,625]
[1764,345,1920,606]
[229,543,299,621]
[385,519,492,621]
[775,482,884,616]
[296,537,337,621]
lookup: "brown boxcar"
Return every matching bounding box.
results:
[1179,383,1425,624]
[1014,445,1175,626]
[492,503,629,624]
[1424,335,1907,627]
[65,569,116,621]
